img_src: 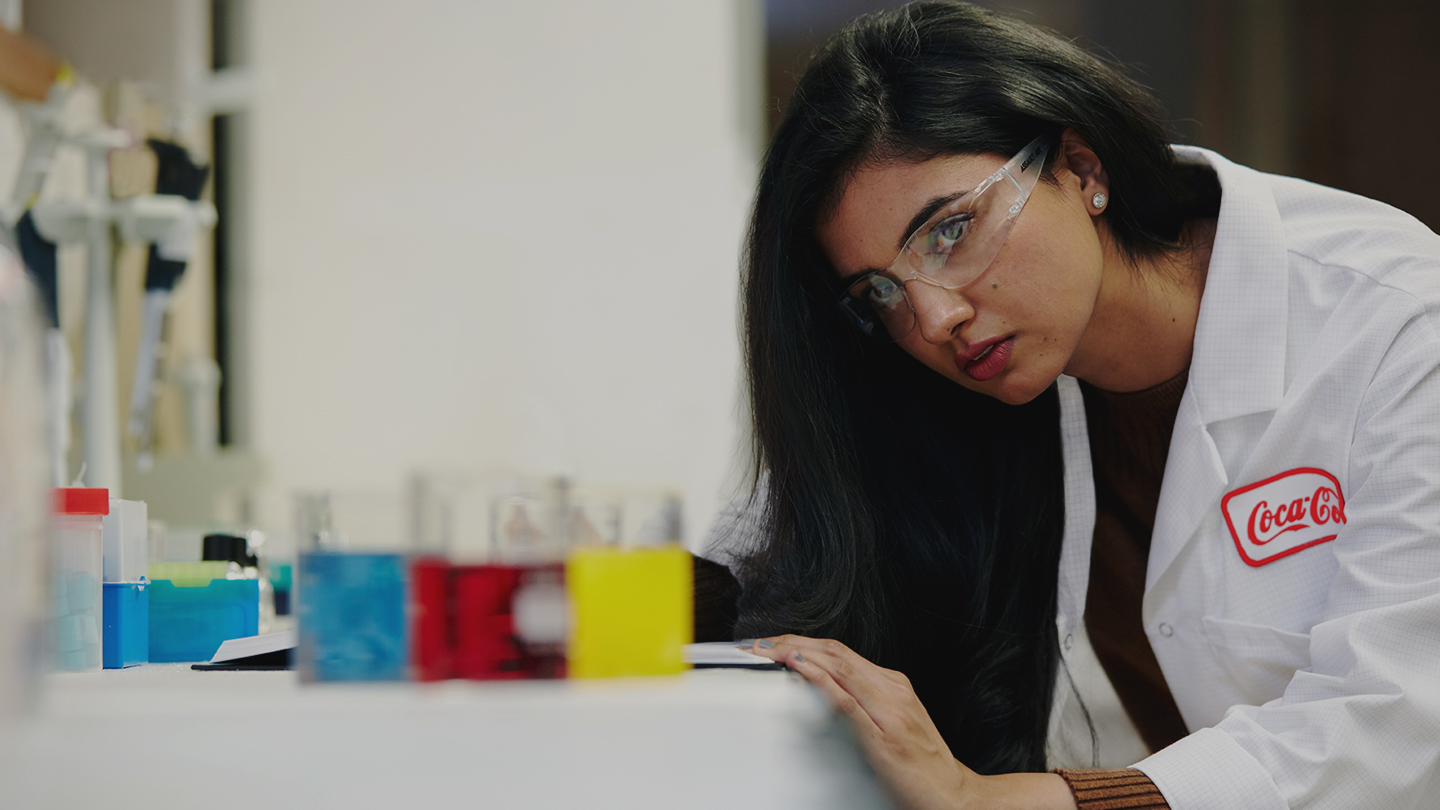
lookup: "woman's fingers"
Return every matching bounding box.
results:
[782,648,883,739]
[744,635,977,810]
[746,635,913,728]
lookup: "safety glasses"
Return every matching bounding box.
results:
[838,135,1050,341]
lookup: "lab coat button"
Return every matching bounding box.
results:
[1158,622,1175,637]
[1063,633,1074,652]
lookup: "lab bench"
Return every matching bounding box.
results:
[0,664,890,809]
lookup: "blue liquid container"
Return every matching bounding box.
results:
[102,582,148,668]
[297,552,407,681]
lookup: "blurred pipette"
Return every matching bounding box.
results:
[127,140,208,465]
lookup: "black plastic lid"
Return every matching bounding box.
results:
[202,533,257,567]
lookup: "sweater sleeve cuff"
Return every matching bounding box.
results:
[1054,768,1171,809]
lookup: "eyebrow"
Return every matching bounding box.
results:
[898,191,967,252]
[837,189,971,282]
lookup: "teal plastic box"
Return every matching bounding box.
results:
[148,579,259,662]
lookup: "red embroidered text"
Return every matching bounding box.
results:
[1222,468,1345,567]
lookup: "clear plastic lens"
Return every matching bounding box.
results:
[842,274,916,340]
[837,136,1049,342]
[869,276,904,306]
[925,214,970,256]
[900,136,1046,287]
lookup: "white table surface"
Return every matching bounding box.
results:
[0,664,891,809]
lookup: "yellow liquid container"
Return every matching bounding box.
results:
[566,544,691,678]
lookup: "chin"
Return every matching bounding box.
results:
[981,373,1052,406]
[991,387,1038,406]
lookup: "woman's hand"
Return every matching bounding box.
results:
[745,634,970,809]
[745,635,1075,810]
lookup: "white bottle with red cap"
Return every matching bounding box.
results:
[51,487,108,671]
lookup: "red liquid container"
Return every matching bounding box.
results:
[410,559,566,681]
[410,557,451,681]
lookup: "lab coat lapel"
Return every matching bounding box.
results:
[1146,393,1229,593]
[1054,375,1095,636]
[1146,148,1289,594]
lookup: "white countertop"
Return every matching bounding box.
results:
[0,665,891,809]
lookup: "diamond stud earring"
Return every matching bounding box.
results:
[1091,192,1108,210]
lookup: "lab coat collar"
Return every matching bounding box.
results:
[1142,147,1288,595]
[1175,146,1289,426]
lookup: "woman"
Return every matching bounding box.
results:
[698,3,1440,809]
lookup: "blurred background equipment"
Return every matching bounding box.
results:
[27,127,218,494]
[5,0,255,535]
[19,0,758,554]
[128,138,211,466]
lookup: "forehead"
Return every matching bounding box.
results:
[818,152,1006,278]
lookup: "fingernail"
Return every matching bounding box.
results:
[757,639,775,649]
[737,639,756,649]
[795,653,806,663]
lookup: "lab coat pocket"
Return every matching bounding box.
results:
[1202,616,1311,705]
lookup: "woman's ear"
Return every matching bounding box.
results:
[1056,128,1110,214]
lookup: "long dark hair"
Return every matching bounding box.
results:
[732,1,1220,774]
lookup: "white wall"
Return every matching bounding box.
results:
[248,1,760,550]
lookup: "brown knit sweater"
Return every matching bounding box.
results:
[1056,768,1169,809]
[1081,371,1192,751]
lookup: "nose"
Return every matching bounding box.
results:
[906,279,974,344]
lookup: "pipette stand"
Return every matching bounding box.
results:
[29,128,216,495]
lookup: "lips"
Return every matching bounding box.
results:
[958,336,1014,382]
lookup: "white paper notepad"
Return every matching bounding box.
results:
[683,642,784,668]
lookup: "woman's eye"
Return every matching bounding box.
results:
[930,214,971,253]
[867,278,905,308]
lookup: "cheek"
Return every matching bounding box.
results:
[995,235,1101,332]
[1002,196,1103,291]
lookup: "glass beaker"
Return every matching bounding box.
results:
[295,491,408,682]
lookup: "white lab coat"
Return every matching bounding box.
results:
[706,147,1440,809]
[1050,146,1440,809]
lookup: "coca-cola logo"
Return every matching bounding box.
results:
[1222,468,1346,567]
